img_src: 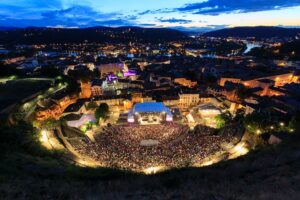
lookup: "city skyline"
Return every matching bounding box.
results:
[0,0,300,31]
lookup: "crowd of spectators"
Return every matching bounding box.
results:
[71,123,239,171]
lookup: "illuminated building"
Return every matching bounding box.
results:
[220,72,296,88]
[178,93,200,107]
[4,56,26,64]
[98,63,128,77]
[35,91,77,121]
[131,93,153,104]
[80,81,92,98]
[197,103,221,117]
[174,78,197,88]
[91,80,103,97]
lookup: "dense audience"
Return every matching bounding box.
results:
[71,123,240,171]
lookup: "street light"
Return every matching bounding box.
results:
[234,142,249,156]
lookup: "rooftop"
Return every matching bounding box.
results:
[64,99,88,113]
[91,79,103,86]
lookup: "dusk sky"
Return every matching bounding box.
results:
[0,0,300,31]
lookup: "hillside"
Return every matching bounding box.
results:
[203,26,300,39]
[0,26,187,44]
[247,40,300,60]
[1,122,300,199]
[0,27,19,31]
[1,140,300,199]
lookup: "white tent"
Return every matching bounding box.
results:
[67,114,96,128]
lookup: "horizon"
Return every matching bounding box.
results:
[1,25,300,33]
[0,0,300,32]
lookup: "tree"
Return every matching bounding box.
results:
[68,68,95,82]
[243,112,267,134]
[40,65,60,77]
[204,74,218,84]
[0,62,23,77]
[236,86,251,101]
[215,112,232,129]
[234,109,245,123]
[288,112,300,135]
[92,68,101,78]
[62,76,80,96]
[0,122,44,155]
[117,71,123,78]
[95,103,109,122]
[40,118,60,130]
[86,101,98,110]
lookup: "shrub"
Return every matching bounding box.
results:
[0,122,47,156]
[95,103,109,122]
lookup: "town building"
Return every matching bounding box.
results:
[174,78,197,88]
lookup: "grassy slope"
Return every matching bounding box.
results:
[0,138,300,200]
[0,80,51,110]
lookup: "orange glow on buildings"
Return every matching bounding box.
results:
[174,78,197,88]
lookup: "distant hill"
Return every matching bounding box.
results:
[203,26,300,39]
[0,26,188,44]
[0,26,19,31]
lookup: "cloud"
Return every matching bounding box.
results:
[170,24,230,32]
[42,6,117,21]
[138,23,157,27]
[41,6,125,27]
[158,18,193,24]
[138,10,152,15]
[0,0,62,9]
[23,0,62,9]
[0,5,137,27]
[138,8,174,15]
[0,14,7,19]
[0,0,62,18]
[0,17,136,28]
[206,24,230,29]
[178,0,300,15]
[124,15,139,21]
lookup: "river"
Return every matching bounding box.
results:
[244,42,262,54]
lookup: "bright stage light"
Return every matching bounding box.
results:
[143,166,164,174]
[166,116,173,122]
[201,160,214,166]
[233,143,249,156]
[128,118,135,123]
[40,130,48,142]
